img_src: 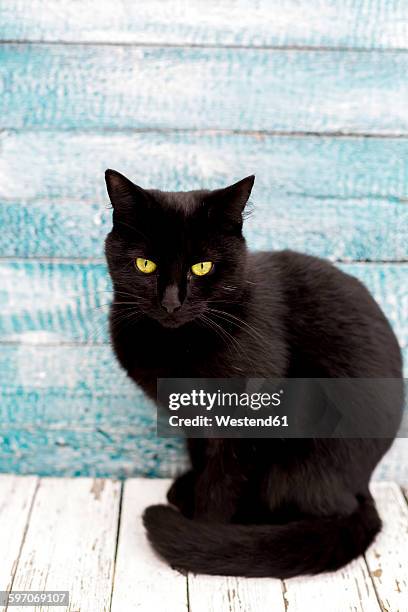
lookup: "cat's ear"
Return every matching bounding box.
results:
[105,169,150,214]
[206,175,255,228]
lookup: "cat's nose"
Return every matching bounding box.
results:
[161,284,182,313]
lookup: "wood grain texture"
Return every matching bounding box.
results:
[0,261,110,344]
[1,131,408,260]
[1,1,407,49]
[0,427,187,478]
[284,559,380,612]
[188,574,286,612]
[1,45,408,133]
[0,3,407,486]
[0,475,38,602]
[0,479,406,612]
[0,340,405,478]
[373,440,408,482]
[0,425,404,480]
[0,343,149,428]
[0,261,406,347]
[367,482,408,612]
[111,478,188,612]
[11,478,121,612]
[5,131,407,204]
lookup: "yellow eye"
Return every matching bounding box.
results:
[135,257,157,274]
[191,261,213,276]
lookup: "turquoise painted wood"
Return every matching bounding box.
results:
[1,131,407,260]
[1,45,408,133]
[1,1,407,49]
[0,261,406,347]
[0,340,407,478]
[3,195,407,261]
[0,2,407,479]
[2,342,407,427]
[3,131,408,204]
[0,344,146,427]
[0,427,187,478]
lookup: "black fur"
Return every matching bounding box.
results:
[105,169,403,578]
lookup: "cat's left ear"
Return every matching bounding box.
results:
[105,169,150,215]
[206,175,255,227]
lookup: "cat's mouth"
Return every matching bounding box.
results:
[151,303,205,329]
[155,312,190,329]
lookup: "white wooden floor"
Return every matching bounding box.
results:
[0,477,407,612]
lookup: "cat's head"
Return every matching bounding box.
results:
[104,170,254,328]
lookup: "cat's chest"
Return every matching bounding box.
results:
[128,333,217,400]
[128,324,213,377]
[118,316,283,389]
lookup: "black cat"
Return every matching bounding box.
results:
[104,169,403,578]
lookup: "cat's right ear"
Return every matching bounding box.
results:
[105,169,149,215]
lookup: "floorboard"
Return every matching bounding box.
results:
[10,478,121,612]
[188,574,286,612]
[0,477,407,610]
[284,558,381,612]
[0,475,38,611]
[111,478,188,612]
[366,482,408,612]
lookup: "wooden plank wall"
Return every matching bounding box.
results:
[0,1,407,477]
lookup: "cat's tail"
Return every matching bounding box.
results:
[142,495,380,578]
